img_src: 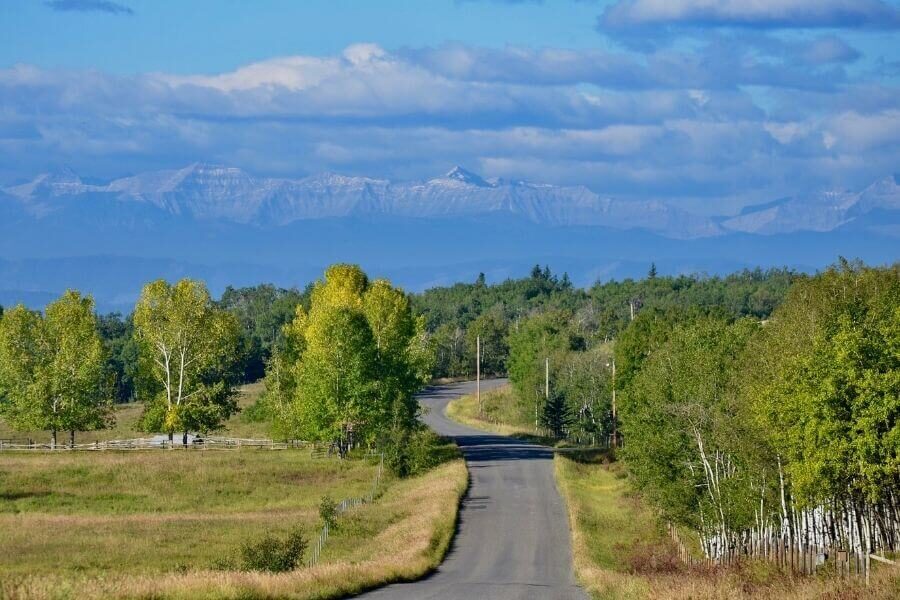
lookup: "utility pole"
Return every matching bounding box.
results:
[535,357,548,430]
[611,359,617,449]
[545,357,549,400]
[476,335,482,416]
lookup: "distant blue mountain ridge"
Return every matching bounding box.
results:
[0,165,897,312]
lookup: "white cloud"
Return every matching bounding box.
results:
[160,56,340,92]
[825,110,900,151]
[0,43,897,205]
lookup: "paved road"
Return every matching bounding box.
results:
[359,379,587,600]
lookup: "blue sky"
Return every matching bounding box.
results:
[1,0,899,212]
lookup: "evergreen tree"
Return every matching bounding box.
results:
[540,389,573,439]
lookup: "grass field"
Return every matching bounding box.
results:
[0,439,469,599]
[0,450,376,575]
[0,382,272,445]
[555,452,900,600]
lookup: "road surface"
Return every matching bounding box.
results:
[358,379,587,600]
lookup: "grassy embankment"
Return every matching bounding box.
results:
[0,385,469,599]
[447,385,900,600]
[445,384,561,445]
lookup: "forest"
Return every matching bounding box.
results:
[613,260,899,569]
[1,260,897,571]
[483,260,898,575]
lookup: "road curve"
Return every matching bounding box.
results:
[358,379,587,600]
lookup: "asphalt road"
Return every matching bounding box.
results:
[358,379,587,600]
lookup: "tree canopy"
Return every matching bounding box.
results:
[132,279,242,443]
[265,265,431,456]
[0,291,112,447]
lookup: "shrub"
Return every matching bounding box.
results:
[319,495,337,529]
[239,527,307,572]
[383,427,457,478]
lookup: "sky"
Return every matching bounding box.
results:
[1,0,899,212]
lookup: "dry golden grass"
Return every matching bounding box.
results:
[0,458,468,600]
[555,453,900,600]
[0,450,377,577]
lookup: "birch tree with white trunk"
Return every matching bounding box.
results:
[133,279,241,445]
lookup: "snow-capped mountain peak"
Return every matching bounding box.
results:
[3,164,896,240]
[437,166,492,187]
[7,167,89,199]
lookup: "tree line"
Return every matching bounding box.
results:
[0,263,801,455]
[0,281,244,447]
[0,267,437,476]
[615,260,899,564]
[414,265,798,380]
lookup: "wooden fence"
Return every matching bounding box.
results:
[0,437,311,452]
[667,523,897,582]
[308,453,385,567]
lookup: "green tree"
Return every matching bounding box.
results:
[465,308,509,376]
[219,284,307,382]
[743,261,900,508]
[132,279,241,445]
[540,389,573,439]
[363,280,432,428]
[430,323,468,378]
[507,310,582,426]
[558,345,613,444]
[0,292,112,448]
[620,316,759,542]
[97,312,142,403]
[294,306,378,454]
[266,265,432,461]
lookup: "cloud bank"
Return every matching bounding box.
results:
[0,38,897,209]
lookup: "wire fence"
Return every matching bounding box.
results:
[308,453,384,567]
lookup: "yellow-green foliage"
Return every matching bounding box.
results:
[0,292,112,445]
[132,279,242,437]
[265,265,432,447]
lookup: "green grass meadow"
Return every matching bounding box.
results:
[0,382,272,446]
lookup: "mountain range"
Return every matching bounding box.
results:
[1,164,898,312]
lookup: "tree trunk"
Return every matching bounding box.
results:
[183,431,188,447]
[69,430,75,448]
[51,429,57,450]
[168,430,174,449]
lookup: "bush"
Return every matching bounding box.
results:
[319,495,337,529]
[383,427,457,478]
[239,527,307,572]
[240,395,272,423]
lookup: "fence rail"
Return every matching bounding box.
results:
[667,523,897,582]
[0,437,310,451]
[308,453,384,567]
